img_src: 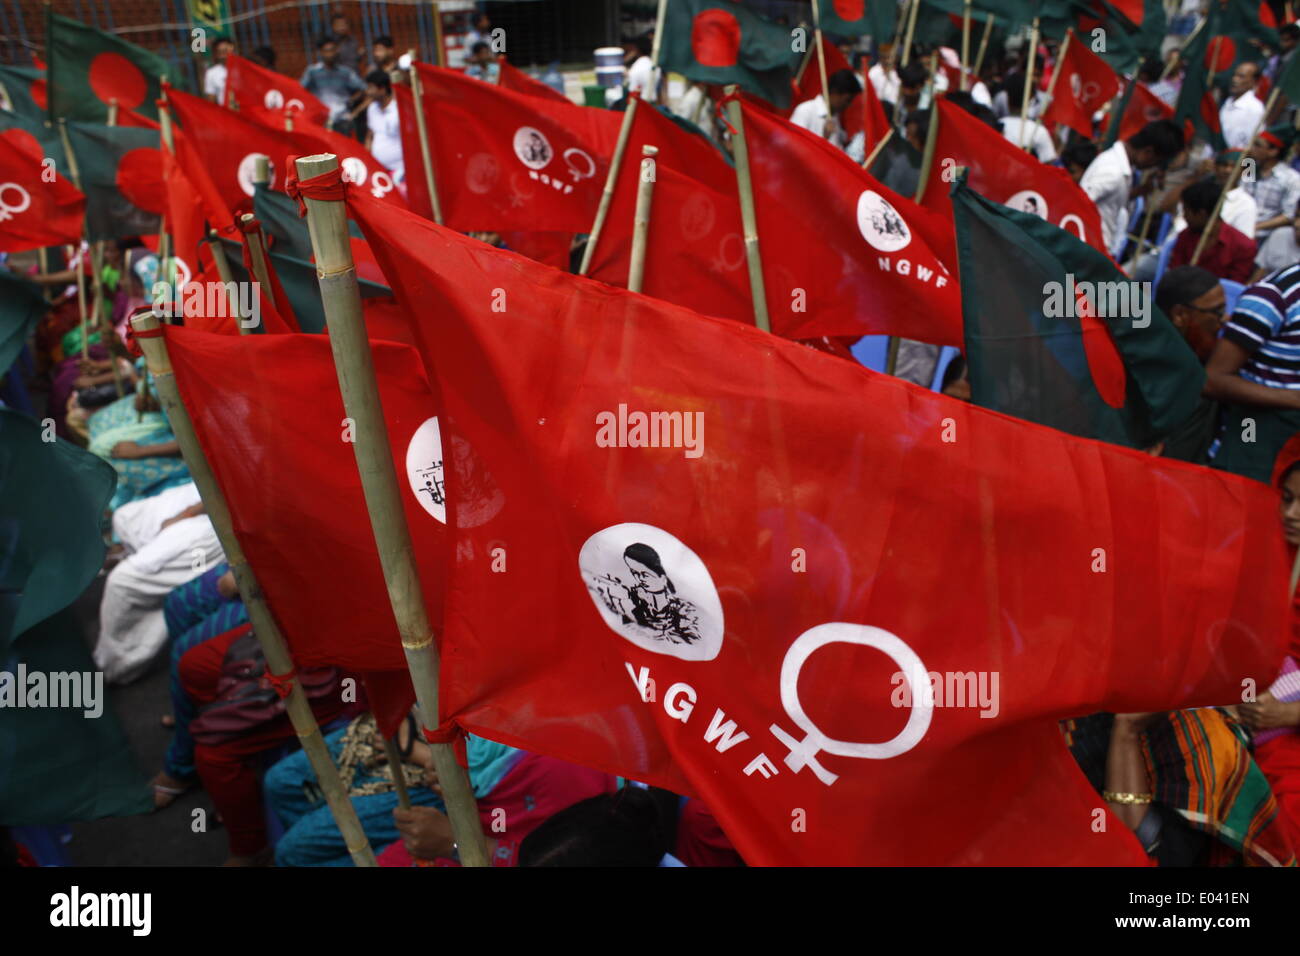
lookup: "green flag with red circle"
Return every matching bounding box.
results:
[659,0,802,109]
[65,122,165,241]
[46,11,179,124]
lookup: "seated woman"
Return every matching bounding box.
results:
[94,481,223,684]
[87,368,189,512]
[263,712,453,866]
[150,563,249,809]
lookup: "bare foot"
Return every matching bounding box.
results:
[150,770,194,810]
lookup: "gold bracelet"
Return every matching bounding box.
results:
[1103,790,1154,805]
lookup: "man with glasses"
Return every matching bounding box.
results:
[1154,266,1227,464]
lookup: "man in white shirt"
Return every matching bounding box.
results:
[1220,62,1265,150]
[203,36,233,103]
[363,70,403,183]
[869,43,900,104]
[624,35,657,105]
[1080,119,1185,255]
[998,72,1056,162]
[790,69,862,147]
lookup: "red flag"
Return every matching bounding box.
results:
[164,326,444,675]
[398,63,621,231]
[588,103,749,322]
[166,87,406,216]
[738,98,963,346]
[0,128,84,252]
[922,98,1109,261]
[496,57,572,104]
[499,231,573,270]
[223,53,330,127]
[1116,80,1175,141]
[347,189,1289,865]
[1042,33,1120,140]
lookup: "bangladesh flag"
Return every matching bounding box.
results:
[1174,17,1227,152]
[0,109,66,169]
[0,408,152,824]
[659,0,803,110]
[0,272,48,380]
[951,174,1204,449]
[46,11,179,124]
[816,0,897,41]
[0,407,115,653]
[65,123,164,242]
[0,65,47,122]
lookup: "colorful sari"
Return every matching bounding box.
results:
[87,377,190,510]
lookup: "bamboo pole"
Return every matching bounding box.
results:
[206,229,250,335]
[1024,29,1070,156]
[900,0,921,68]
[130,308,378,867]
[811,0,831,134]
[56,120,89,360]
[889,0,910,61]
[1192,87,1279,265]
[578,95,639,275]
[862,127,894,170]
[1017,18,1041,150]
[973,14,995,80]
[293,152,490,867]
[960,0,972,92]
[241,214,277,319]
[724,90,771,334]
[158,92,176,318]
[628,145,658,294]
[914,59,941,204]
[382,736,413,810]
[431,1,445,68]
[409,61,444,225]
[648,0,668,103]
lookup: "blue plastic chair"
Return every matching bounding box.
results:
[850,335,890,374]
[1152,232,1178,284]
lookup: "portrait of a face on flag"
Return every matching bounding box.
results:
[4,0,1300,931]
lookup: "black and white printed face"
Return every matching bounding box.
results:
[856,189,911,253]
[579,522,724,662]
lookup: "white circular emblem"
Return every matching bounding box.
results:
[340,156,368,185]
[263,89,285,110]
[579,523,724,662]
[404,416,504,528]
[1007,190,1049,219]
[236,153,274,197]
[856,189,911,252]
[406,416,447,524]
[513,126,553,170]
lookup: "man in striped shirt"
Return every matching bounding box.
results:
[1206,263,1300,481]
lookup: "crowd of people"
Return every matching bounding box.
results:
[6,2,1300,867]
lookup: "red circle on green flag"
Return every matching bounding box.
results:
[116,147,166,214]
[30,78,47,111]
[1203,37,1236,72]
[833,0,864,20]
[89,52,147,110]
[691,10,742,67]
[1261,3,1278,28]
